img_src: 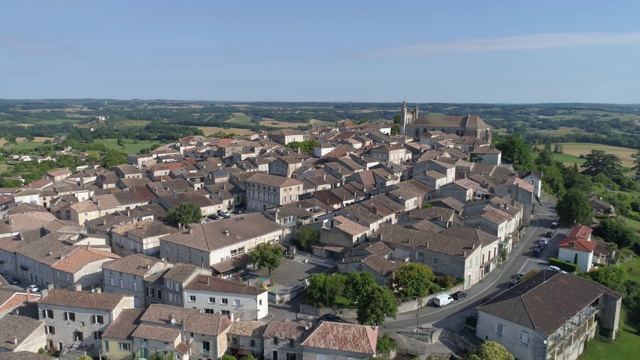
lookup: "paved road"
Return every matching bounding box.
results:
[381,196,560,332]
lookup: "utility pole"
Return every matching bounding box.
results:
[415,297,422,332]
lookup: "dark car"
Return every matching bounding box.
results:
[232,209,244,214]
[545,230,554,238]
[208,215,220,220]
[532,246,542,257]
[452,291,467,300]
[6,276,20,285]
[319,314,344,323]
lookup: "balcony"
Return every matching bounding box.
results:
[546,305,599,354]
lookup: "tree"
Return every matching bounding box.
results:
[221,355,237,360]
[541,165,565,196]
[534,149,554,167]
[465,341,514,360]
[581,150,624,182]
[167,202,202,228]
[376,333,398,354]
[356,285,397,325]
[495,135,533,170]
[392,263,435,300]
[596,219,638,249]
[391,124,401,135]
[250,244,283,277]
[556,189,592,225]
[102,149,127,168]
[344,272,378,303]
[305,273,346,307]
[634,151,640,177]
[297,225,319,249]
[584,265,628,295]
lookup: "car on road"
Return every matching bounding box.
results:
[510,272,526,286]
[26,284,39,293]
[539,238,549,247]
[452,291,467,300]
[550,221,558,229]
[218,210,231,218]
[532,246,542,257]
[207,214,220,220]
[545,230,554,238]
[319,314,344,323]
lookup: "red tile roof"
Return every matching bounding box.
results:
[566,225,592,240]
[558,238,597,253]
[301,321,377,355]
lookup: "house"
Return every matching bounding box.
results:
[102,254,171,308]
[113,164,144,179]
[269,129,305,145]
[476,270,621,360]
[319,215,370,248]
[589,197,616,217]
[493,177,535,225]
[133,304,232,360]
[159,213,283,272]
[45,169,72,182]
[269,156,304,178]
[262,320,309,360]
[301,321,378,360]
[369,144,410,164]
[557,225,596,272]
[183,274,269,320]
[337,242,398,286]
[227,321,267,359]
[0,316,46,353]
[110,219,174,257]
[38,289,135,357]
[470,146,502,166]
[246,173,305,212]
[101,308,145,360]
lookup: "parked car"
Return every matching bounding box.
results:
[26,284,39,292]
[319,314,344,323]
[545,230,554,238]
[452,291,467,300]
[539,238,549,247]
[434,294,454,307]
[510,272,526,286]
[6,276,20,285]
[550,222,558,229]
[549,265,561,272]
[532,247,542,257]
[208,214,220,220]
[232,209,244,214]
[218,210,231,218]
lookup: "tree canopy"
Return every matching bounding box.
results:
[102,149,127,168]
[581,150,624,182]
[556,188,592,226]
[582,265,628,295]
[250,243,283,277]
[305,273,346,308]
[344,272,378,303]
[392,263,436,300]
[596,219,638,249]
[356,285,398,326]
[297,225,320,249]
[495,135,533,170]
[465,341,514,360]
[167,202,202,228]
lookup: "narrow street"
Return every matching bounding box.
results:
[381,196,561,333]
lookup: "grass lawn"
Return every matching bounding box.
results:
[2,137,55,151]
[620,217,640,233]
[260,119,309,128]
[225,112,252,124]
[560,143,638,168]
[120,119,152,126]
[552,152,586,166]
[620,250,640,283]
[310,119,336,127]
[579,311,640,360]
[94,139,160,155]
[33,118,81,125]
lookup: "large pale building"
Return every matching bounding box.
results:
[400,101,492,142]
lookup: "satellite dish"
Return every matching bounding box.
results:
[305,326,309,331]
[543,340,548,345]
[171,318,177,325]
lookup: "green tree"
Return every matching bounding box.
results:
[541,165,565,196]
[117,138,125,147]
[344,272,378,303]
[102,149,127,168]
[356,285,397,325]
[581,150,624,181]
[465,341,514,360]
[392,263,435,300]
[376,333,398,354]
[391,124,401,135]
[556,189,592,225]
[583,265,628,295]
[534,149,554,167]
[297,225,320,249]
[250,244,284,277]
[495,135,533,170]
[305,273,345,307]
[221,355,237,360]
[240,356,257,360]
[167,202,202,228]
[596,219,638,249]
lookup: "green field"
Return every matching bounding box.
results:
[225,113,252,125]
[560,143,638,168]
[579,311,639,360]
[94,139,160,154]
[33,118,81,125]
[552,152,586,166]
[620,250,640,283]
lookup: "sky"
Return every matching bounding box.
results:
[1,0,640,103]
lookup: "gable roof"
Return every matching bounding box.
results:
[479,270,620,337]
[558,238,598,253]
[38,289,127,311]
[566,225,592,240]
[301,321,377,355]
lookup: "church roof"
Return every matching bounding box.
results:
[414,114,489,129]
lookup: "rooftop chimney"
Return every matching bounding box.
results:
[13,337,17,345]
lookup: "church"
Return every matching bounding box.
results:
[400,101,492,143]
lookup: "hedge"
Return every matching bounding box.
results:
[549,257,579,273]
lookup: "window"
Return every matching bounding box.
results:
[250,340,255,347]
[103,340,109,352]
[46,326,55,335]
[147,287,155,297]
[74,331,83,341]
[92,315,105,324]
[208,297,215,304]
[202,341,211,352]
[289,339,294,347]
[118,342,131,351]
[133,282,137,292]
[521,331,529,344]
[274,337,279,345]
[233,337,238,345]
[221,298,228,305]
[233,299,240,306]
[93,331,102,340]
[64,312,76,321]
[188,295,196,302]
[42,309,54,319]
[496,323,504,335]
[204,308,215,314]
[259,299,263,306]
[221,310,230,315]
[119,278,124,288]
[167,280,173,290]
[433,257,438,264]
[157,290,162,299]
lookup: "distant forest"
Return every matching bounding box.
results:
[0,99,639,148]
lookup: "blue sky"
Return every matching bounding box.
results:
[1,0,640,103]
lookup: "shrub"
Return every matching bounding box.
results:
[435,275,456,289]
[549,258,579,273]
[376,333,398,354]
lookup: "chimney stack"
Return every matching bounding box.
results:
[75,284,82,292]
[13,337,17,345]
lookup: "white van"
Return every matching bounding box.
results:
[549,265,561,272]
[434,294,454,307]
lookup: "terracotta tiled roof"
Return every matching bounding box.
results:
[247,173,303,188]
[228,321,267,337]
[566,225,592,240]
[263,320,308,341]
[185,275,266,296]
[38,289,127,311]
[102,308,145,340]
[302,321,377,355]
[131,323,181,342]
[102,254,164,276]
[558,238,597,253]
[51,247,119,274]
